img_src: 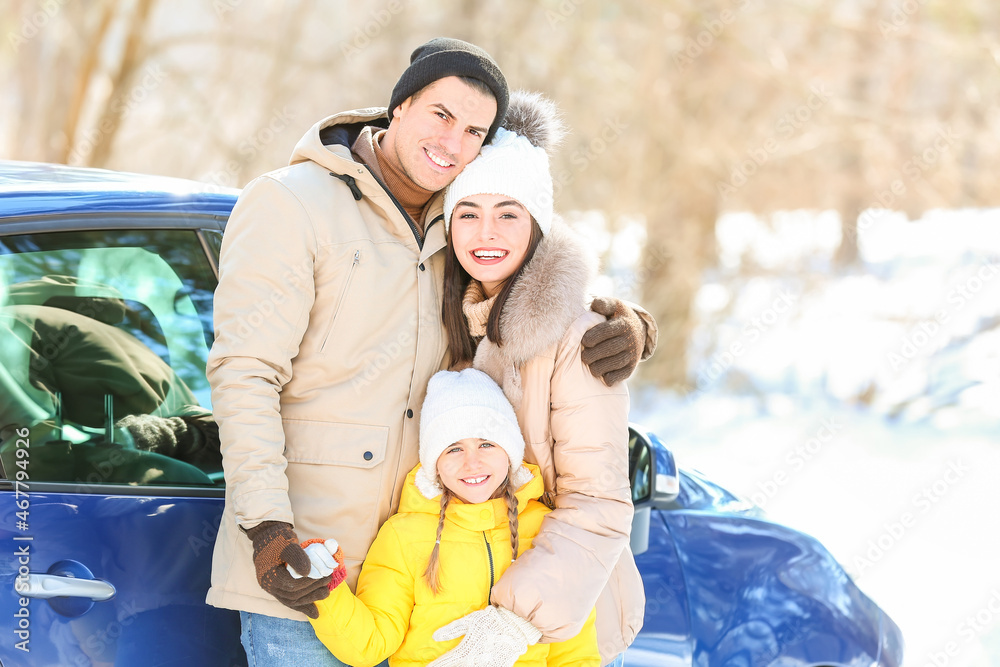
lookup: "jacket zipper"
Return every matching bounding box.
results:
[483,531,495,592]
[319,249,360,352]
[349,166,425,249]
[426,213,443,234]
[357,165,432,514]
[329,168,431,508]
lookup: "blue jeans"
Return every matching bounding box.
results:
[604,654,625,667]
[240,611,389,667]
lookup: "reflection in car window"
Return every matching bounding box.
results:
[0,228,221,488]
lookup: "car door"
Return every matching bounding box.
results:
[0,220,245,666]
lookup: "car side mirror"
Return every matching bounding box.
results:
[628,425,681,555]
[629,426,680,506]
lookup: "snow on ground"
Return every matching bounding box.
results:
[609,207,1000,667]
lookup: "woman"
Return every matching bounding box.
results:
[434,91,644,667]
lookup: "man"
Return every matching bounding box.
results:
[206,38,655,666]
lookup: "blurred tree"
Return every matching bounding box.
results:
[2,0,158,166]
[629,1,728,389]
[84,0,157,167]
[833,1,880,266]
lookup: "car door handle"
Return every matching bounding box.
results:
[21,573,116,601]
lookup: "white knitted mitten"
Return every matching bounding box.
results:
[427,605,542,667]
[286,539,340,579]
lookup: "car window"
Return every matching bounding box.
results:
[203,228,223,266]
[0,228,222,488]
[628,429,652,503]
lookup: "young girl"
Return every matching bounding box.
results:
[433,91,644,667]
[305,368,599,667]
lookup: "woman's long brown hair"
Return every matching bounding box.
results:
[442,218,545,367]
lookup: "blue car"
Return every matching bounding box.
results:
[0,162,902,666]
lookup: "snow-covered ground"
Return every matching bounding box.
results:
[611,208,1000,666]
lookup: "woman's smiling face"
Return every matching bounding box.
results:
[450,193,533,298]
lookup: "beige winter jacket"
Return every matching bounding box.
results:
[469,222,645,664]
[205,109,451,618]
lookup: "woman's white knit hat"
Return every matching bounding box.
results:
[443,90,564,235]
[415,368,532,499]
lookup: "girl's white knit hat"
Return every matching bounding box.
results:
[443,90,563,235]
[415,368,532,500]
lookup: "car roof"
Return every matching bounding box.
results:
[0,160,240,219]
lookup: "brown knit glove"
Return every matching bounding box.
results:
[581,297,645,386]
[244,521,333,619]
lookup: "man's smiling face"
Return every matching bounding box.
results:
[382,76,498,193]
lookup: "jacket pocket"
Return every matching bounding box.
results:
[319,249,361,353]
[282,420,389,561]
[282,418,387,468]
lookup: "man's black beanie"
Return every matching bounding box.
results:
[388,37,509,143]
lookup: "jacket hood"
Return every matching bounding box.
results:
[473,219,597,406]
[400,463,545,530]
[288,107,389,174]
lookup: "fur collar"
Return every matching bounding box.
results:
[473,218,597,407]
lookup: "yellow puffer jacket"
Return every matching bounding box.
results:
[310,464,599,667]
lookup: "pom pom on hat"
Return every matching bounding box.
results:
[416,369,530,499]
[500,90,565,151]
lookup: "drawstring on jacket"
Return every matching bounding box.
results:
[331,172,363,201]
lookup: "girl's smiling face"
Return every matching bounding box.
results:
[436,437,510,504]
[450,194,533,297]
